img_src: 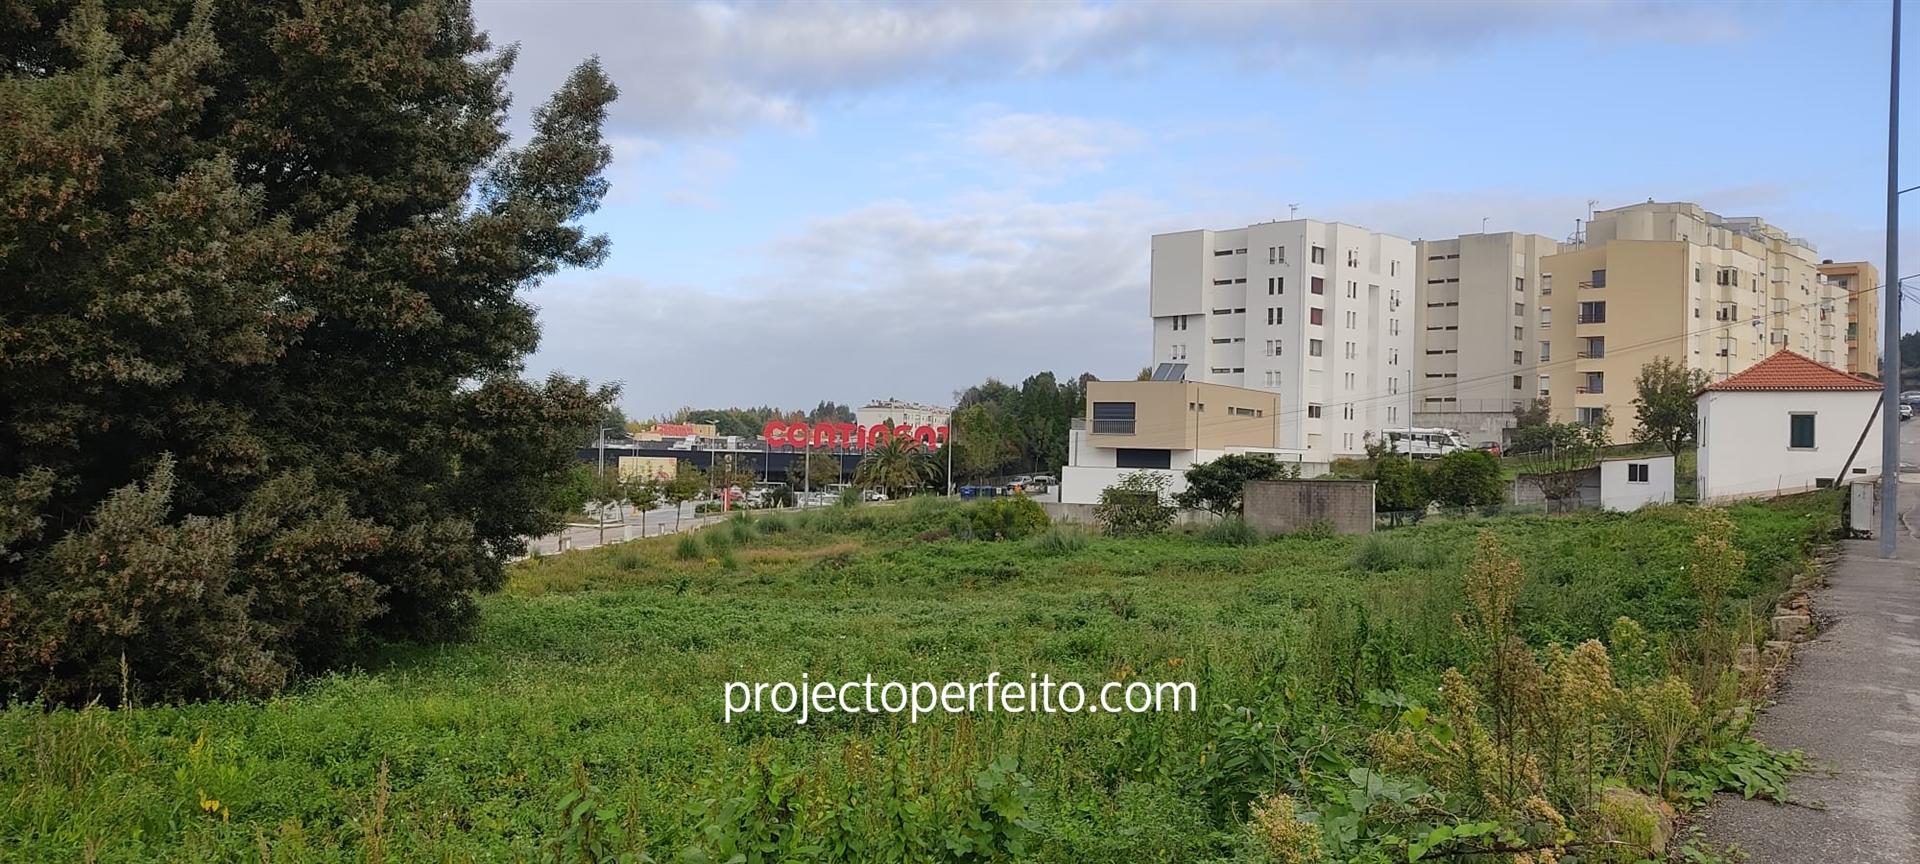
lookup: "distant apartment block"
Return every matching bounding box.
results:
[1412,232,1561,443]
[1149,220,1416,460]
[1539,202,1852,436]
[1815,260,1880,375]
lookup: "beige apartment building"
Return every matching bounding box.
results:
[1538,202,1850,437]
[1412,232,1561,443]
[1815,260,1881,374]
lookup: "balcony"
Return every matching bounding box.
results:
[1575,385,1605,395]
[1576,314,1606,324]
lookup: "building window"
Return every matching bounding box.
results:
[1578,301,1606,323]
[1345,310,1357,328]
[1346,281,1358,299]
[1310,307,1324,325]
[1115,448,1172,469]
[1265,339,1282,356]
[1307,404,1322,418]
[1514,326,1523,341]
[1515,302,1525,317]
[1172,315,1188,331]
[1515,276,1525,293]
[1627,463,1650,483]
[1309,339,1324,357]
[1577,406,1606,426]
[1538,374,1550,396]
[1091,401,1137,435]
[1541,274,1553,295]
[1268,277,1284,295]
[1390,260,1399,276]
[1344,371,1356,389]
[1229,407,1257,417]
[1311,276,1325,294]
[1346,249,1359,267]
[1590,269,1606,288]
[1388,348,1399,365]
[1789,413,1816,449]
[1539,341,1551,361]
[1390,318,1400,336]
[1345,341,1356,359]
[1267,307,1283,325]
[1539,306,1552,326]
[1513,350,1523,365]
[1513,375,1523,390]
[1311,245,1325,264]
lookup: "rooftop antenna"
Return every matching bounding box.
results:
[1586,199,1599,223]
[1288,203,1300,219]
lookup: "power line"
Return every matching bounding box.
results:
[1184,278,1900,431]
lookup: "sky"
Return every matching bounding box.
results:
[471,0,1915,420]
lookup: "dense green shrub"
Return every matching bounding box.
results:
[953,497,1051,541]
[1176,454,1300,514]
[1428,450,1506,506]
[674,534,702,561]
[1093,471,1178,537]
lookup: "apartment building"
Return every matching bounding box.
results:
[1150,220,1416,460]
[1538,202,1848,436]
[1815,260,1881,374]
[1412,232,1561,443]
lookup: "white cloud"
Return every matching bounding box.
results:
[525,191,1194,415]
[474,0,1747,137]
[963,111,1144,180]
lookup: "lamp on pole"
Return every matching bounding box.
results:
[1883,0,1904,559]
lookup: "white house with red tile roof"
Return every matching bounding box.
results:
[1695,350,1884,502]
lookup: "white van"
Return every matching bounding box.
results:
[1383,427,1470,458]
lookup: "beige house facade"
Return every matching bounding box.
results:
[1538,202,1850,436]
[1815,260,1881,375]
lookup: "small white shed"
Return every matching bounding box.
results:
[1695,350,1883,502]
[1599,454,1675,511]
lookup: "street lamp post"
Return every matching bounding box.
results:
[1883,0,1903,559]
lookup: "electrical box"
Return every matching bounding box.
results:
[1848,478,1880,538]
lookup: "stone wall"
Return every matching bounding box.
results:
[1242,479,1376,535]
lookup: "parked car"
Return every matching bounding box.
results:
[1902,390,1920,406]
[1903,403,1914,422]
[1474,441,1502,457]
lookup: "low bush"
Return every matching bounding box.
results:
[1030,524,1091,555]
[726,514,757,543]
[1200,515,1263,546]
[673,534,702,561]
[1354,533,1447,572]
[953,497,1051,541]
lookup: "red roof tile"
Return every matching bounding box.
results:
[1702,350,1880,392]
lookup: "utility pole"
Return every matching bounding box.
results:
[1883,0,1903,559]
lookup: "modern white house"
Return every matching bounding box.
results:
[1598,454,1675,510]
[1058,378,1324,506]
[1695,350,1882,502]
[1150,219,1417,461]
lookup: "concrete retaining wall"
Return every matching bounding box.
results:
[1040,501,1221,527]
[1242,479,1375,535]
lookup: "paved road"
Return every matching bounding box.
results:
[1698,418,1920,861]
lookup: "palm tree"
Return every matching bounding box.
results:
[854,435,931,499]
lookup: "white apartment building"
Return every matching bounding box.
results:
[855,399,951,430]
[1149,220,1416,461]
[1412,232,1561,443]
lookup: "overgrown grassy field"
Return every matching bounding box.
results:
[1,495,1835,862]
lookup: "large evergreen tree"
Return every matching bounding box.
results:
[0,1,617,702]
